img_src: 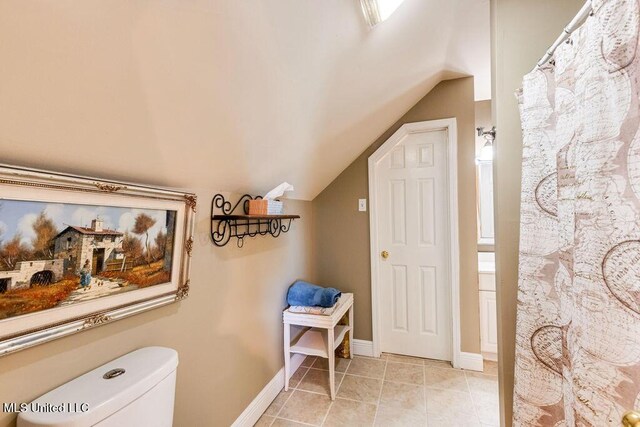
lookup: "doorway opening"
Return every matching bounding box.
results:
[92,249,105,276]
[30,270,54,286]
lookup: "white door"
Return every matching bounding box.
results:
[373,125,453,360]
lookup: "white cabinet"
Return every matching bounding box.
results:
[478,252,497,358]
[480,290,498,356]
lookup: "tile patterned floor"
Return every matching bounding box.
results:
[255,354,499,427]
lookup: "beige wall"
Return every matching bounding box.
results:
[490,0,585,425]
[0,193,314,426]
[313,77,480,353]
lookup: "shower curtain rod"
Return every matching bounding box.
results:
[536,0,592,68]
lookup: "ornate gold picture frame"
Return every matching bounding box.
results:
[0,164,195,357]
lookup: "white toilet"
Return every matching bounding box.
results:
[17,346,179,427]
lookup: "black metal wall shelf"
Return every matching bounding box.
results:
[210,194,300,248]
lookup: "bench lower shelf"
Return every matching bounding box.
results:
[289,325,351,358]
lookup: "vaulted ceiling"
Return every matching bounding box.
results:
[0,0,490,200]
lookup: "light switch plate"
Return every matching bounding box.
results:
[358,199,367,212]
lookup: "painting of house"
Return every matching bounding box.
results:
[53,218,124,276]
[0,199,177,320]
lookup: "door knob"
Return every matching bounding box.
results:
[381,251,389,259]
[623,411,640,427]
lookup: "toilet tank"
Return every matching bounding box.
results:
[17,347,179,427]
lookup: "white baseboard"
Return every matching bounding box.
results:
[458,351,484,372]
[231,353,305,427]
[352,339,374,357]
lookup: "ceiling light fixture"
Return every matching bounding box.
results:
[360,0,406,27]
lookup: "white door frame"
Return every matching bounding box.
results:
[368,118,461,368]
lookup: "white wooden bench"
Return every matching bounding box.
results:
[282,293,354,400]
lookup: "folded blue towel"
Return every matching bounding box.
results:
[287,280,341,308]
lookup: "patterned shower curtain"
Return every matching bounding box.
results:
[514,0,640,425]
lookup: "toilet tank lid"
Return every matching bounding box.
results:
[17,346,178,427]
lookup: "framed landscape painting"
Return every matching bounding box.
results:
[0,165,195,356]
